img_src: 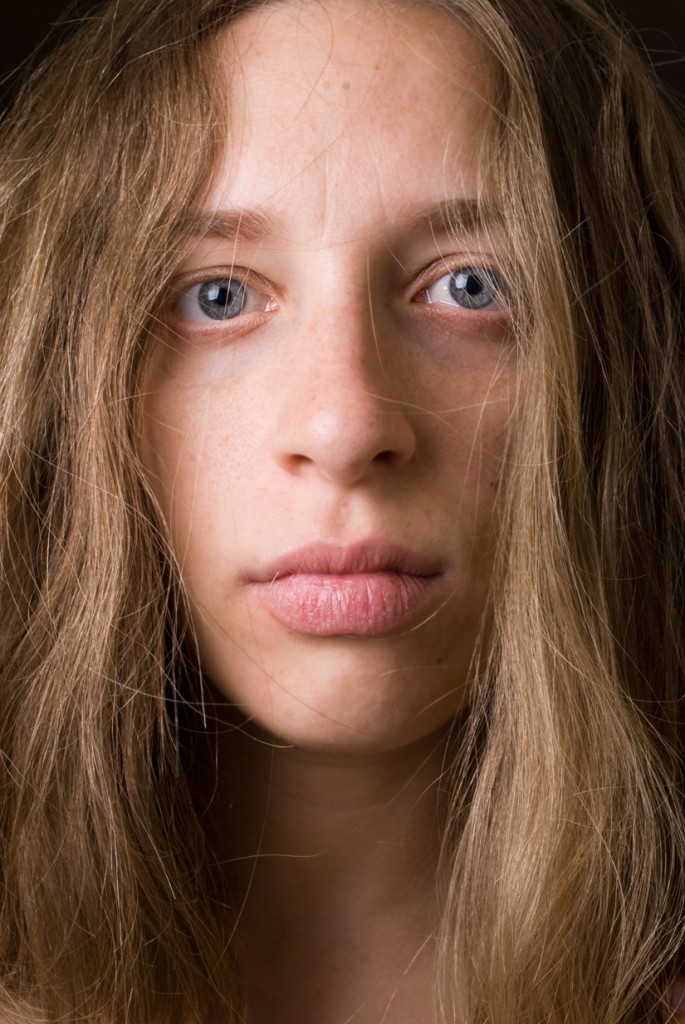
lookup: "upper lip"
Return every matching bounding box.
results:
[249,540,443,583]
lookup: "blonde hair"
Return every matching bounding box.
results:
[0,0,683,1021]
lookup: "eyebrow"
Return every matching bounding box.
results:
[179,207,283,243]
[178,197,499,244]
[413,198,500,237]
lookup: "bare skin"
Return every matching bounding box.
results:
[143,3,508,1014]
[192,712,452,1023]
[140,1,685,1022]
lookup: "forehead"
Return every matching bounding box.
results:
[204,0,492,246]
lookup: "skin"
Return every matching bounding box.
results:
[141,1,515,1020]
[143,2,514,755]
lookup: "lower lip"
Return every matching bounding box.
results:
[249,571,446,636]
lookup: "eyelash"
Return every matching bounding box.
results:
[168,263,509,327]
[419,266,508,312]
[172,276,275,324]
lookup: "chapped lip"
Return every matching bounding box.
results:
[248,540,444,583]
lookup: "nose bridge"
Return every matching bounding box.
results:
[306,297,384,389]
[274,290,416,485]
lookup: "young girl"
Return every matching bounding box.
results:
[0,0,684,1021]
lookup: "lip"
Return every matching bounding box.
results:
[246,540,449,637]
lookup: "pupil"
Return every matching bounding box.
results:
[449,268,498,310]
[198,279,246,320]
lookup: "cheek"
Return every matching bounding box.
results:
[141,389,203,526]
[140,352,259,547]
[140,335,515,577]
[436,370,515,527]
[137,350,514,750]
[413,318,516,475]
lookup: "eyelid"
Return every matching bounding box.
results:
[410,254,503,291]
[410,256,511,311]
[167,266,279,325]
[169,265,278,298]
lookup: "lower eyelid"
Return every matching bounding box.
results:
[171,279,274,324]
[420,268,507,311]
[169,267,509,327]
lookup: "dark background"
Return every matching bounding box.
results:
[0,0,683,111]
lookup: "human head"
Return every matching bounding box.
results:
[138,0,517,755]
[0,0,683,1021]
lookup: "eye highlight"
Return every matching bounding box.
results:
[172,276,274,324]
[423,266,508,311]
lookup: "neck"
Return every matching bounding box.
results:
[189,703,452,1023]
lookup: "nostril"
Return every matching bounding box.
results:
[274,378,418,484]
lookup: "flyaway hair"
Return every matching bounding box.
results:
[0,0,683,1021]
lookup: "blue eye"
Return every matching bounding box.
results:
[173,277,272,323]
[197,279,246,320]
[424,267,507,311]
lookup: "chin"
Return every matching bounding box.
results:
[203,654,470,756]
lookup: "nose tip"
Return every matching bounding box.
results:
[273,313,418,485]
[279,392,417,485]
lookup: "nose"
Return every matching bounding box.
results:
[273,305,417,486]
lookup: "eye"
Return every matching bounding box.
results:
[423,266,507,311]
[172,276,273,324]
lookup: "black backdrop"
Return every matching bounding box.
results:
[1,0,683,109]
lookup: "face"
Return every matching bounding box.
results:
[142,0,516,753]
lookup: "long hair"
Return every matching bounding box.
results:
[0,0,683,1021]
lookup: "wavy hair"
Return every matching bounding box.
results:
[0,0,683,1020]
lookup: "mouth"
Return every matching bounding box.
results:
[246,540,449,637]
